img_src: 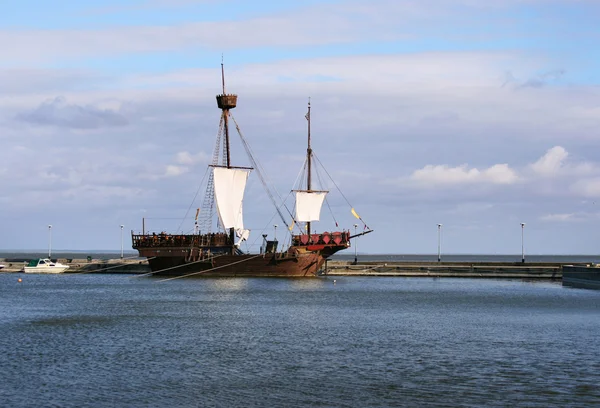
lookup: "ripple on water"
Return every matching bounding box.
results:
[0,275,599,407]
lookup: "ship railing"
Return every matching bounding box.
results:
[131,232,231,248]
[291,231,350,247]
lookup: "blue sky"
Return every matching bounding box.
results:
[1,0,600,255]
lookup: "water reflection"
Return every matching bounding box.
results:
[206,277,250,291]
[289,277,329,290]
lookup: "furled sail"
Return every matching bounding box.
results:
[213,167,251,245]
[295,191,327,222]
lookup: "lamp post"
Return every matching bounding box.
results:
[354,224,358,264]
[48,225,52,259]
[520,222,526,263]
[273,224,278,241]
[120,225,124,259]
[437,223,442,262]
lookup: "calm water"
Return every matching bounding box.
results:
[1,275,599,407]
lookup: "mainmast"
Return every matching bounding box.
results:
[306,99,312,236]
[215,63,238,252]
[217,62,236,168]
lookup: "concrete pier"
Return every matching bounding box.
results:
[0,258,580,279]
[0,258,149,274]
[323,260,567,279]
[562,265,600,289]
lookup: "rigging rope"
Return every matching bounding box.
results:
[67,256,156,274]
[131,253,230,278]
[176,165,211,234]
[199,114,225,233]
[230,114,294,229]
[156,253,266,281]
[310,160,340,228]
[312,152,369,229]
[323,197,339,228]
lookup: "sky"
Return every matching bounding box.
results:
[1,0,599,255]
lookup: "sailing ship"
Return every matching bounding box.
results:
[132,66,371,277]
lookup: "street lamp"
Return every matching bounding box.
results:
[520,222,526,263]
[48,225,52,259]
[273,224,278,241]
[120,225,124,259]
[437,224,442,262]
[353,224,358,264]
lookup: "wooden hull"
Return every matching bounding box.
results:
[137,246,344,277]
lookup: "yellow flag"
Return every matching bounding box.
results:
[351,208,360,219]
[288,220,295,231]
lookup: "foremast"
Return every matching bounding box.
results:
[215,63,237,254]
[217,62,235,168]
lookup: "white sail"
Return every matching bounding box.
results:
[295,191,327,222]
[213,167,251,243]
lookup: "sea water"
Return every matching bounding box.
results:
[0,274,599,407]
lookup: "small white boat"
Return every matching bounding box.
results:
[0,264,4,270]
[23,258,70,274]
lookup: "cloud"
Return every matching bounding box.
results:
[530,146,568,176]
[503,69,567,89]
[411,163,518,185]
[84,0,218,15]
[540,213,578,222]
[0,4,396,64]
[529,146,598,179]
[539,211,600,222]
[0,69,111,95]
[571,179,600,198]
[158,151,209,178]
[165,165,189,177]
[405,145,600,190]
[399,145,600,203]
[1,0,599,254]
[0,0,584,66]
[175,151,209,166]
[16,96,128,129]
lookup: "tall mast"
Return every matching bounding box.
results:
[215,62,238,251]
[306,99,312,236]
[221,60,226,94]
[219,61,233,168]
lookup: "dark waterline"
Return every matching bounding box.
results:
[1,275,599,407]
